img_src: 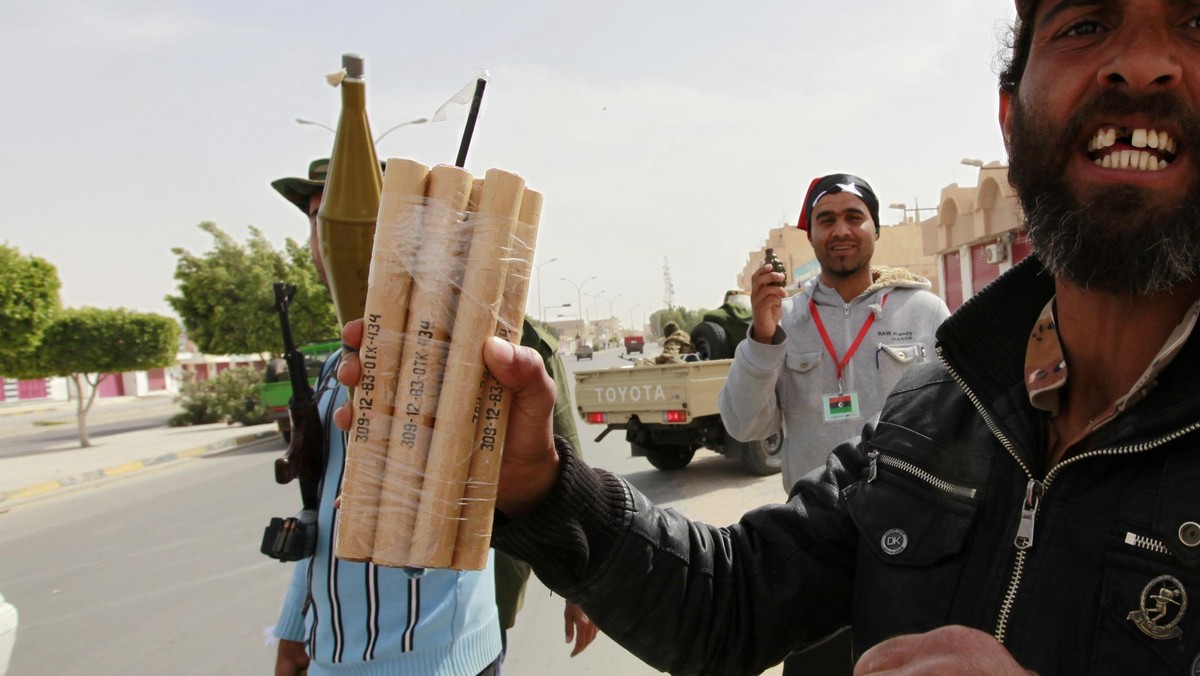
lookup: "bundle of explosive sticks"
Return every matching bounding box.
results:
[334,158,540,571]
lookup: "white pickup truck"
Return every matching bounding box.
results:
[573,358,783,475]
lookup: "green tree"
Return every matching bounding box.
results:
[167,222,336,359]
[649,306,708,338]
[16,308,180,447]
[0,243,62,374]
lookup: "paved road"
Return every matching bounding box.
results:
[0,438,293,675]
[0,345,789,674]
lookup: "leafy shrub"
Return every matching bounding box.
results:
[170,365,269,426]
[170,372,221,426]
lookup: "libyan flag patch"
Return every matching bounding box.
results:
[829,395,854,414]
[822,392,861,421]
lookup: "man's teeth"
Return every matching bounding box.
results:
[1088,127,1176,153]
[1095,150,1169,170]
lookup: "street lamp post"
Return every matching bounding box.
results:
[608,294,623,331]
[586,291,606,344]
[542,303,571,321]
[535,258,559,323]
[374,117,429,144]
[295,116,428,145]
[561,275,597,344]
[295,117,335,133]
[587,291,606,328]
[887,200,938,224]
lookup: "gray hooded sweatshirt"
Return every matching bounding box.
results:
[718,266,950,490]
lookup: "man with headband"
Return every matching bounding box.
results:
[719,173,948,495]
[719,173,948,672]
[335,0,1200,671]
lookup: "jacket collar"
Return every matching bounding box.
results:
[936,255,1054,408]
[804,266,932,307]
[937,255,1200,457]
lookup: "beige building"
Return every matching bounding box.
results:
[921,162,1029,311]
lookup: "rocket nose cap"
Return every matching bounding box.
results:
[342,53,364,78]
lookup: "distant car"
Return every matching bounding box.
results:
[0,591,16,676]
[575,344,594,360]
[623,335,645,354]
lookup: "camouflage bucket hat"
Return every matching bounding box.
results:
[271,158,330,214]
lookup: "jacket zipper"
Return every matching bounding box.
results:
[867,450,978,499]
[935,346,1200,644]
[1125,532,1172,557]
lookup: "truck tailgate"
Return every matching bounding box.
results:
[573,360,731,423]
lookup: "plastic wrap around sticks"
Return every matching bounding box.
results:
[334,161,538,571]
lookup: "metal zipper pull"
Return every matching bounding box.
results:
[1014,479,1044,550]
[867,450,879,482]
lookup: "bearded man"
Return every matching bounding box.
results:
[333,1,1200,673]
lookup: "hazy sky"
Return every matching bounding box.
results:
[1,0,1015,330]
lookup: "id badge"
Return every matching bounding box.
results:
[822,392,861,422]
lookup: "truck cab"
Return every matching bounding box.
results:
[623,335,645,353]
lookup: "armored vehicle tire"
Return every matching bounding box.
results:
[691,321,732,360]
[636,443,696,471]
[729,428,784,476]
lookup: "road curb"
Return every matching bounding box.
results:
[0,405,61,418]
[0,430,279,506]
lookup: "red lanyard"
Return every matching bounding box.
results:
[809,293,889,383]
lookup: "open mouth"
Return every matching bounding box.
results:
[1086,126,1178,170]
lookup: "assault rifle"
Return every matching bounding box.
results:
[260,281,324,561]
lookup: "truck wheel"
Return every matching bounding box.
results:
[729,428,784,476]
[691,321,732,360]
[636,443,696,471]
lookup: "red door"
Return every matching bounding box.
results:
[971,244,1002,295]
[97,375,125,398]
[147,368,167,391]
[1012,230,1033,264]
[18,379,48,399]
[943,252,963,312]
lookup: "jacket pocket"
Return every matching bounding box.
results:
[874,342,928,388]
[784,349,822,374]
[1089,526,1199,675]
[844,428,986,646]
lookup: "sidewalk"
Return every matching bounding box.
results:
[0,396,280,508]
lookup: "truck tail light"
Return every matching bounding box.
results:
[586,412,607,425]
[663,410,688,423]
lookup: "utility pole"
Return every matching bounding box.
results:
[663,256,675,309]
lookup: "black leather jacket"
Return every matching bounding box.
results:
[495,256,1200,675]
